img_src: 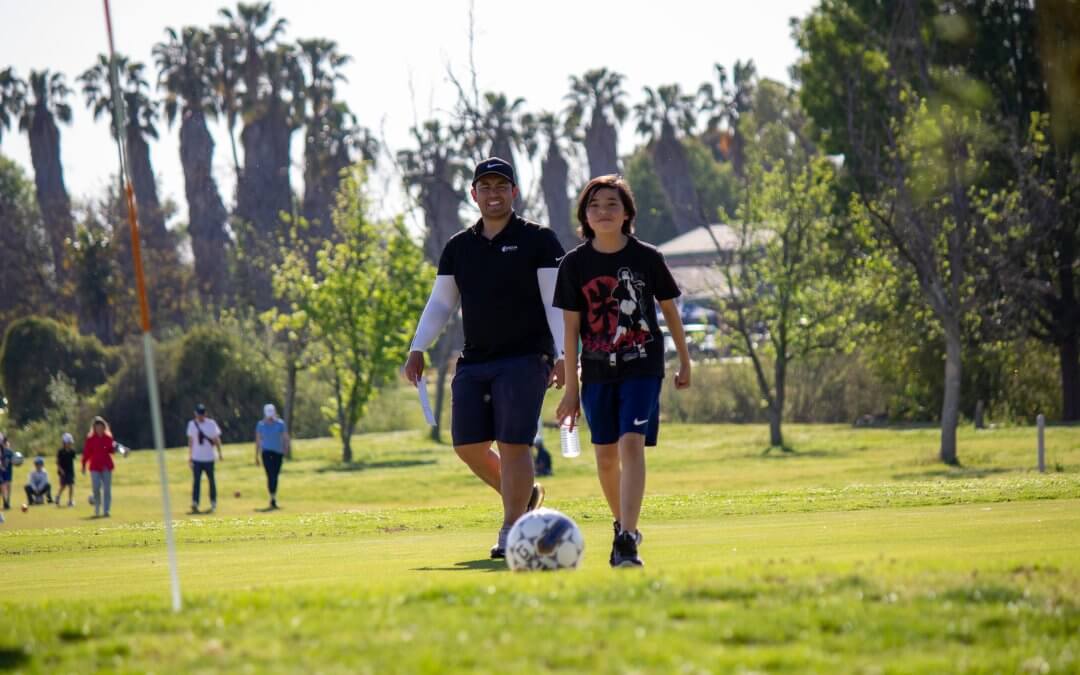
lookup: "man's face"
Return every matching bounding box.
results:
[471,175,516,220]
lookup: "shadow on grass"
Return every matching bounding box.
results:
[0,646,29,670]
[756,446,834,459]
[411,559,505,573]
[892,467,1012,480]
[317,459,437,474]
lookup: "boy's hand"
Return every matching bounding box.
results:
[675,361,692,389]
[548,359,566,389]
[555,392,580,430]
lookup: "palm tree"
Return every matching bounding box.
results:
[233,42,304,310]
[566,68,629,177]
[398,119,469,440]
[208,22,244,179]
[699,60,757,176]
[154,26,230,303]
[297,38,353,244]
[15,70,75,290]
[79,54,169,248]
[0,67,25,146]
[635,83,706,236]
[534,111,578,248]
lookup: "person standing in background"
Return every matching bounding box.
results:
[255,403,290,510]
[82,417,117,518]
[56,433,77,507]
[187,404,223,514]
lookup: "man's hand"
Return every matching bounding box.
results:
[403,350,425,385]
[548,358,566,389]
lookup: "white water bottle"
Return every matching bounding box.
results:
[559,417,581,458]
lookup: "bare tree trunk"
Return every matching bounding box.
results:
[28,108,74,292]
[770,357,787,448]
[585,107,619,177]
[1061,337,1080,421]
[179,108,230,303]
[541,144,576,249]
[1056,225,1080,421]
[284,342,299,448]
[940,319,962,465]
[428,316,463,442]
[333,368,352,463]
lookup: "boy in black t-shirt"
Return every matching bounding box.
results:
[555,175,692,568]
[56,432,77,507]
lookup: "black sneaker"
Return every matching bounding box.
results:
[270,499,278,510]
[611,531,644,568]
[610,520,621,566]
[526,483,545,511]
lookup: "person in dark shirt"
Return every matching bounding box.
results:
[56,432,77,507]
[554,175,692,568]
[404,157,567,559]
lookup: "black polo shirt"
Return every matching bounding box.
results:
[438,212,565,363]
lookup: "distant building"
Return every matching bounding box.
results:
[657,224,743,302]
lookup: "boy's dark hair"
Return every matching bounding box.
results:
[576,174,637,239]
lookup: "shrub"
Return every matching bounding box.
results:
[0,316,118,425]
[94,326,278,448]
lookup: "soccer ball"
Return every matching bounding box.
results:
[11,451,23,466]
[88,494,95,506]
[505,508,585,571]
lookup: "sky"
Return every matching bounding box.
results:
[0,0,818,227]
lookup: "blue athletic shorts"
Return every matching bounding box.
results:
[451,353,552,446]
[581,376,663,446]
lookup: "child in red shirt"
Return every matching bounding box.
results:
[82,416,116,518]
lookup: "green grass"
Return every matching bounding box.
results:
[1,419,1078,673]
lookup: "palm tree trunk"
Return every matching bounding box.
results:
[651,122,706,236]
[28,108,74,291]
[126,128,167,248]
[179,108,230,303]
[585,107,619,177]
[541,145,576,249]
[236,105,293,310]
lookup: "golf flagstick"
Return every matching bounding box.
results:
[102,0,182,612]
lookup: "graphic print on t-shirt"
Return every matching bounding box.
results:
[582,266,652,365]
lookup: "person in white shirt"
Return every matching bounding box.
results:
[24,457,52,505]
[186,403,223,514]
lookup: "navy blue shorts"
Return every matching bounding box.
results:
[451,353,552,446]
[581,376,663,446]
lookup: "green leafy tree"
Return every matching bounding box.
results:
[0,156,53,336]
[717,156,856,448]
[275,166,431,462]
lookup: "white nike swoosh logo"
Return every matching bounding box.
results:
[633,418,648,426]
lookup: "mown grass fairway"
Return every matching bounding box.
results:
[1,420,1078,673]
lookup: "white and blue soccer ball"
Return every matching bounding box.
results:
[11,451,23,466]
[506,508,585,571]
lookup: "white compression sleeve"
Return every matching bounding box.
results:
[410,275,460,352]
[537,268,565,359]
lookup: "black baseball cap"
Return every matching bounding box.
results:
[472,157,516,186]
[194,403,207,414]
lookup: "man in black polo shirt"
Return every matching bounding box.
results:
[404,157,566,559]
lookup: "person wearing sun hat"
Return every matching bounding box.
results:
[255,403,289,510]
[55,432,77,507]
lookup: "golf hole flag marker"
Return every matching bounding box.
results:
[102,0,181,612]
